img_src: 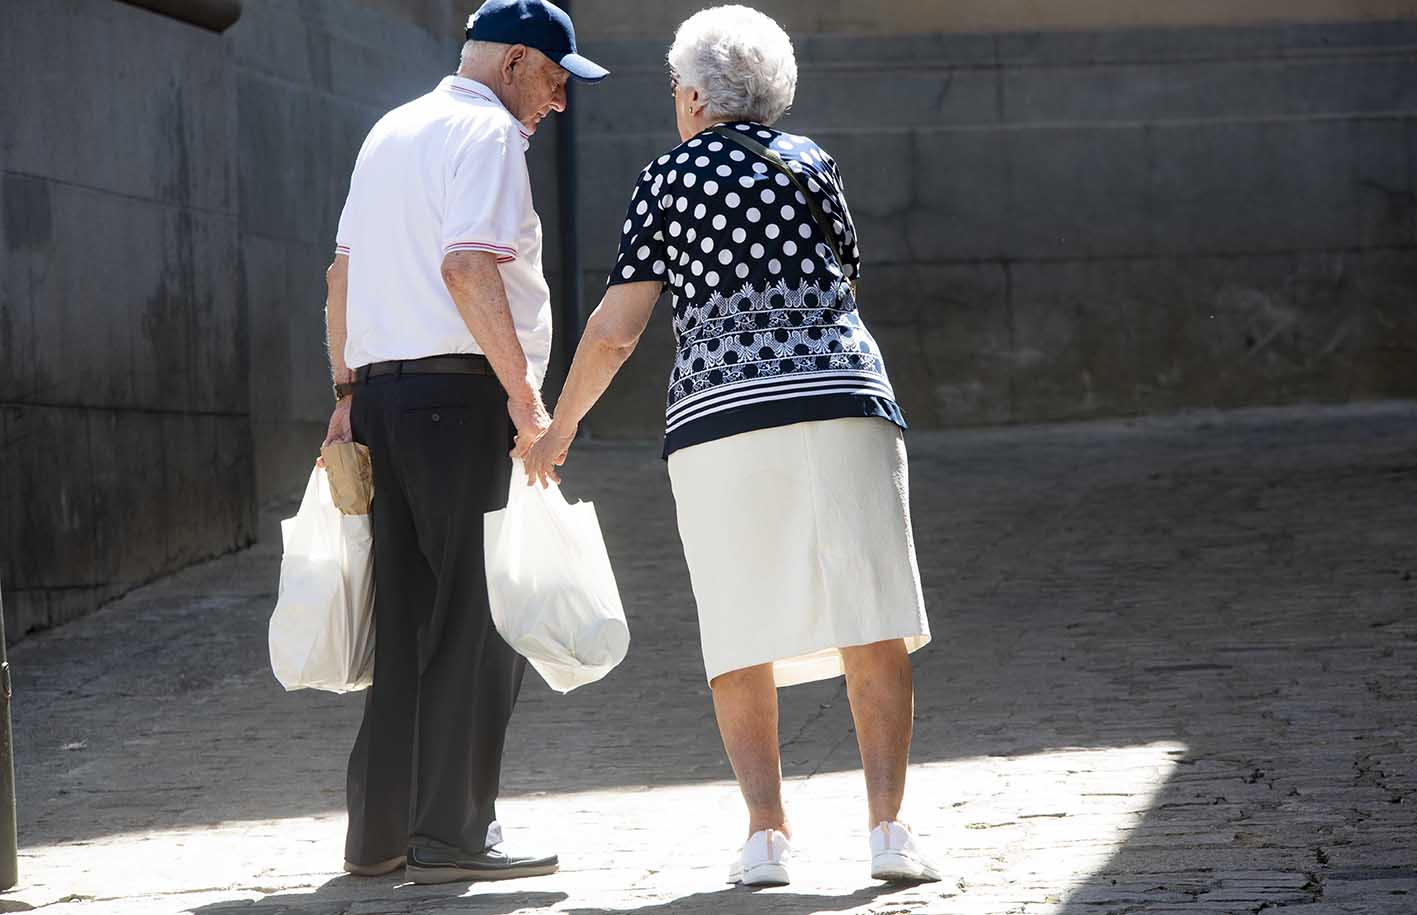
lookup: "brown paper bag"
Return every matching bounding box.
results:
[319,442,374,515]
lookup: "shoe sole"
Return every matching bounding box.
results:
[343,856,406,877]
[733,862,790,887]
[407,862,559,885]
[871,852,941,883]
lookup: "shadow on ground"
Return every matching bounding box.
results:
[188,883,906,915]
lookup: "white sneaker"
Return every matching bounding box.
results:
[870,821,942,882]
[727,828,791,886]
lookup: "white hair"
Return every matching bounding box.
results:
[667,6,797,125]
[459,38,503,71]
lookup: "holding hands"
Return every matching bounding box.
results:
[522,415,577,488]
[508,391,553,461]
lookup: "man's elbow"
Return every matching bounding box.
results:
[440,251,494,294]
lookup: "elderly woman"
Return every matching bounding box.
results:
[524,5,938,887]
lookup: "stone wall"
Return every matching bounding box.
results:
[1,0,252,638]
[570,18,1417,438]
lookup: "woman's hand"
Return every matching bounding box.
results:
[523,417,578,488]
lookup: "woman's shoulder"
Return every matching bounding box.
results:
[640,133,722,176]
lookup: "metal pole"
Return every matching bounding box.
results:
[0,582,17,891]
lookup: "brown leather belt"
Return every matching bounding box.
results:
[355,354,492,382]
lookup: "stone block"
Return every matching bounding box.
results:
[864,263,1014,425]
[237,74,382,246]
[0,175,36,404]
[324,21,454,110]
[791,65,999,129]
[1148,119,1359,256]
[575,133,679,272]
[87,409,174,588]
[0,404,97,592]
[1285,55,1417,117]
[242,235,295,433]
[227,0,322,86]
[1004,125,1156,259]
[2,0,233,211]
[1001,62,1170,125]
[1006,250,1417,423]
[899,128,1007,263]
[1159,58,1293,121]
[11,178,244,414]
[252,419,323,504]
[1353,117,1417,249]
[815,128,917,265]
[796,31,999,69]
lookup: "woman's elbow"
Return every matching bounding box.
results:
[584,314,641,359]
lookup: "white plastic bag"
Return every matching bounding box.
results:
[484,461,630,693]
[268,466,375,692]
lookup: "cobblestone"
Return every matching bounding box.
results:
[10,403,1417,914]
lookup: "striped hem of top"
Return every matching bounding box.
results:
[445,241,517,263]
[667,369,895,418]
[666,372,896,433]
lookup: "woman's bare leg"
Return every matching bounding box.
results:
[840,638,914,829]
[711,663,790,838]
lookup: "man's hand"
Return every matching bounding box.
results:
[523,416,577,488]
[508,392,552,460]
[323,396,353,449]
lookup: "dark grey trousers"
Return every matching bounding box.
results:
[344,371,526,865]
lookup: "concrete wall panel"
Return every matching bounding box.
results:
[2,0,247,640]
[6,180,243,414]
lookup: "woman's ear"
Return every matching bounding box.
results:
[688,87,708,117]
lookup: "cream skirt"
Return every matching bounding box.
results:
[667,416,931,688]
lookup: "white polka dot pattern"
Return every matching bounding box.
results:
[607,121,886,434]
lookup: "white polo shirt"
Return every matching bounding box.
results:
[335,76,552,384]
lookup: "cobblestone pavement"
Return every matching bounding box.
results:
[11,403,1417,915]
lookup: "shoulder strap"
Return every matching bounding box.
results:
[709,126,852,288]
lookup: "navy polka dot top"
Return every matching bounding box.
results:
[608,121,906,458]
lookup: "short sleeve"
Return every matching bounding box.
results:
[817,154,861,281]
[335,198,352,257]
[441,124,528,263]
[335,129,376,257]
[607,167,669,287]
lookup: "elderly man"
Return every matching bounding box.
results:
[321,0,606,885]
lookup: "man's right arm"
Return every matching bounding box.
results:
[440,250,549,454]
[322,253,354,447]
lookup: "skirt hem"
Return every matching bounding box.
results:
[706,631,931,689]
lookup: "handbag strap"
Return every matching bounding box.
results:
[709,126,853,288]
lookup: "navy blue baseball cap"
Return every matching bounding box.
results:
[467,0,609,83]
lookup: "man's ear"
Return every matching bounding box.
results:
[502,44,529,82]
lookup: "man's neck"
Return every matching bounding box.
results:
[456,67,509,110]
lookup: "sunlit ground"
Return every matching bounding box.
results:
[20,742,1185,914]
